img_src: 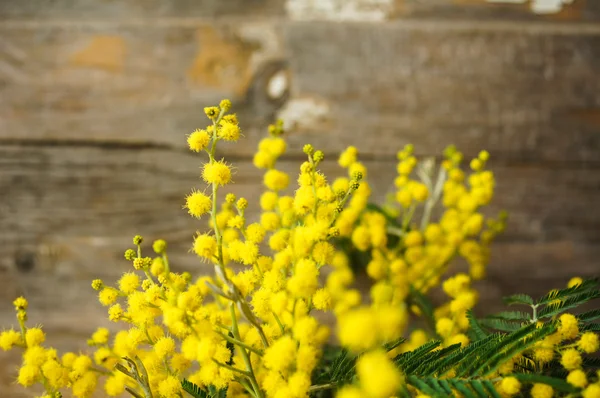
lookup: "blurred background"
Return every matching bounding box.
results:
[0,0,599,394]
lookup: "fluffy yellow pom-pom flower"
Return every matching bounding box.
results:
[193,233,217,260]
[202,160,232,186]
[187,129,210,152]
[567,369,588,388]
[185,190,212,218]
[264,169,290,191]
[578,332,599,354]
[561,348,582,370]
[356,350,403,398]
[499,376,521,396]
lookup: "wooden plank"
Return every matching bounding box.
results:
[285,0,600,22]
[1,146,599,260]
[281,22,600,163]
[1,23,599,163]
[0,22,286,150]
[0,144,597,292]
[0,0,284,19]
[393,0,600,22]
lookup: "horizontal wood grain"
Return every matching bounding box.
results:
[0,0,598,22]
[0,146,598,302]
[393,0,600,22]
[1,22,599,163]
[0,0,285,19]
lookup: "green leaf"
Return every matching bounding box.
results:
[328,348,357,386]
[459,323,538,377]
[394,340,441,371]
[482,380,502,398]
[440,334,501,377]
[581,323,600,332]
[407,377,500,398]
[538,290,600,319]
[384,337,406,352]
[412,344,462,376]
[450,380,476,398]
[487,311,532,321]
[467,310,488,340]
[537,278,598,305]
[583,357,600,368]
[578,308,600,323]
[181,379,227,398]
[406,375,447,397]
[511,373,579,393]
[503,294,533,306]
[182,379,208,398]
[470,380,490,398]
[478,317,524,332]
[479,324,556,376]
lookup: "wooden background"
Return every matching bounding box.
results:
[1,0,599,394]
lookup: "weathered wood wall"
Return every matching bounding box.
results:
[1,0,599,394]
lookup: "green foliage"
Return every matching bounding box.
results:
[466,309,488,341]
[310,279,600,397]
[181,379,227,398]
[503,293,534,306]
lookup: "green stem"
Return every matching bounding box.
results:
[162,253,171,277]
[230,305,264,398]
[531,304,539,323]
[237,378,259,398]
[272,312,285,334]
[308,383,337,392]
[216,330,263,356]
[402,203,417,230]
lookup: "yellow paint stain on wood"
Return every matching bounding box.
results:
[70,35,126,72]
[186,27,256,95]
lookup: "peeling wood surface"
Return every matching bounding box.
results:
[1,23,599,163]
[1,0,598,21]
[0,0,285,19]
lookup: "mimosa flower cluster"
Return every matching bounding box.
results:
[1,101,598,398]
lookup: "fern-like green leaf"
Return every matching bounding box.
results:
[182,379,208,398]
[438,334,501,377]
[458,323,538,377]
[384,337,406,352]
[406,375,449,397]
[482,380,502,398]
[537,278,598,305]
[511,373,579,393]
[328,348,357,386]
[470,380,490,398]
[503,294,533,306]
[412,343,462,376]
[537,290,600,319]
[467,310,488,340]
[450,379,477,398]
[487,311,532,321]
[578,308,600,323]
[479,323,556,376]
[394,340,440,370]
[407,377,500,398]
[583,357,600,368]
[478,317,524,332]
[581,323,600,332]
